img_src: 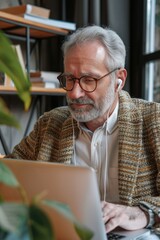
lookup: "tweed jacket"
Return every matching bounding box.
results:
[7,90,160,216]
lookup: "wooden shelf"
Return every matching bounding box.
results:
[0,85,66,96]
[0,11,69,38]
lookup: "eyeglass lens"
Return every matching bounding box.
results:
[60,76,97,92]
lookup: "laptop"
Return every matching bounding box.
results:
[0,159,151,240]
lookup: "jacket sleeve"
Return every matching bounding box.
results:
[5,107,71,161]
[136,102,160,228]
[5,113,47,160]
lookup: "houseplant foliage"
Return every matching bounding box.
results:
[0,161,93,240]
[0,31,93,240]
[0,31,31,127]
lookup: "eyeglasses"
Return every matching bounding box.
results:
[57,68,120,93]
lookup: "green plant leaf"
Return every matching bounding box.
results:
[74,223,94,240]
[0,202,55,240]
[0,202,28,233]
[43,200,94,240]
[43,200,77,221]
[0,98,20,128]
[0,31,31,111]
[29,204,55,240]
[0,161,19,187]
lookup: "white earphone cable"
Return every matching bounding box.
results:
[103,85,120,201]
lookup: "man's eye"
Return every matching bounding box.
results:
[66,78,74,82]
[83,77,94,84]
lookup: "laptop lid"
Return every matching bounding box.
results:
[0,158,106,240]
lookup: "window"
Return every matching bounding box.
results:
[144,0,160,101]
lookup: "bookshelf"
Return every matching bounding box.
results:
[0,11,69,154]
[0,11,69,77]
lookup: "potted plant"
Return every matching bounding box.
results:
[0,31,93,240]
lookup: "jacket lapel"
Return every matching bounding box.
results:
[58,116,79,164]
[118,91,143,204]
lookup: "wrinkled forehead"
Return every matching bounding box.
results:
[64,50,109,78]
[64,41,107,66]
[65,39,107,55]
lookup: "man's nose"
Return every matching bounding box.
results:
[67,81,85,99]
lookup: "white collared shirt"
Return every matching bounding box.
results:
[72,103,119,203]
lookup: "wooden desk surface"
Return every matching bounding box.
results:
[0,11,69,38]
[0,86,66,96]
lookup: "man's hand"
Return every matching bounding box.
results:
[101,201,148,233]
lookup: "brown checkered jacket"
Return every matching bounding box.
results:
[7,90,160,220]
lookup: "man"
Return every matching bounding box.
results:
[7,25,160,233]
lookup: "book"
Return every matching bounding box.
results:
[30,77,43,83]
[4,69,61,89]
[23,14,76,31]
[4,45,26,87]
[30,71,41,78]
[31,81,45,87]
[30,75,44,87]
[4,74,13,87]
[12,44,26,74]
[30,71,60,88]
[4,75,45,88]
[0,4,50,19]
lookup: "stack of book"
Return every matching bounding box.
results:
[30,71,60,88]
[0,4,76,31]
[3,44,60,89]
[29,71,44,87]
[4,70,60,89]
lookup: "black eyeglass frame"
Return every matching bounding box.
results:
[57,67,120,93]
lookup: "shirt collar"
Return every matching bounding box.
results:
[107,101,119,134]
[77,102,119,134]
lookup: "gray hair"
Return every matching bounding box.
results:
[62,25,126,71]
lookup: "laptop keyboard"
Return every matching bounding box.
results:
[108,232,126,239]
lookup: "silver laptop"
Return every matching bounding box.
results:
[0,159,151,240]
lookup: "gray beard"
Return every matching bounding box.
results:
[66,88,115,122]
[68,103,101,122]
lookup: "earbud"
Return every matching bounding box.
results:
[117,79,122,92]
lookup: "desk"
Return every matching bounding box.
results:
[0,86,66,155]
